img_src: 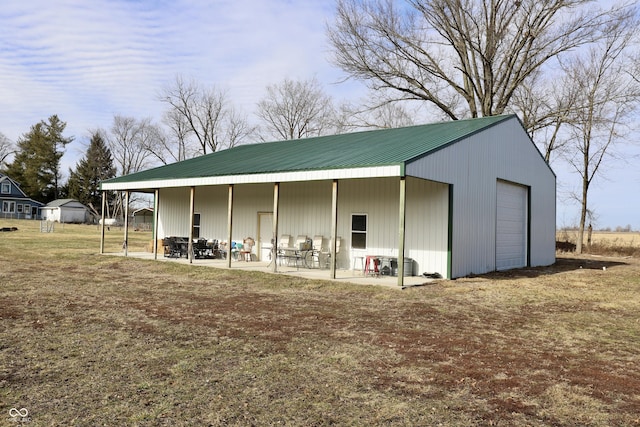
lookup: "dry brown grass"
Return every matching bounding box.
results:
[557,230,640,257]
[2,219,640,426]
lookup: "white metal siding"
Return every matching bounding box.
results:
[496,180,527,270]
[405,177,449,277]
[406,116,555,277]
[278,181,333,239]
[157,187,191,238]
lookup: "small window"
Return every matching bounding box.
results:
[192,213,201,239]
[17,204,23,213]
[3,201,15,213]
[1,183,10,194]
[351,214,367,249]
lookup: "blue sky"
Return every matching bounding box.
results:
[0,0,638,230]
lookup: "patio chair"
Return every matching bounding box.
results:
[305,235,324,268]
[321,237,341,269]
[241,237,255,261]
[164,237,183,258]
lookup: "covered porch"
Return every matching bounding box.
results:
[108,250,436,289]
[100,175,451,288]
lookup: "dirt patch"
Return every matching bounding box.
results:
[1,223,640,425]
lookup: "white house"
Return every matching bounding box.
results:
[100,115,556,285]
[42,199,91,223]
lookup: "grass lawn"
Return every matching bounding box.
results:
[2,219,640,426]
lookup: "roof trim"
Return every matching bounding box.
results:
[101,165,403,191]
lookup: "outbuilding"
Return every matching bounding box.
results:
[100,115,556,285]
[42,199,91,223]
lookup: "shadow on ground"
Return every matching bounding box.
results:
[463,254,631,281]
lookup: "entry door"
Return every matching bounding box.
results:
[496,180,528,271]
[258,212,273,261]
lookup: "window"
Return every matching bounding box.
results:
[3,201,15,213]
[17,204,23,213]
[351,214,367,249]
[192,213,201,239]
[1,182,10,194]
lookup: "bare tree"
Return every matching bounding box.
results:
[336,98,416,132]
[558,7,640,253]
[160,75,251,153]
[105,115,156,176]
[511,70,581,163]
[225,107,256,149]
[161,109,196,163]
[104,115,158,220]
[256,77,336,140]
[327,0,614,121]
[0,131,14,168]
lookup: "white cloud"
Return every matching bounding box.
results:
[0,0,357,143]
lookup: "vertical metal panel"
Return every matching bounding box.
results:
[193,185,228,240]
[406,116,556,277]
[230,184,273,242]
[278,181,333,238]
[337,177,399,269]
[405,177,449,278]
[157,187,191,238]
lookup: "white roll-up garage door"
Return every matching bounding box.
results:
[496,180,528,270]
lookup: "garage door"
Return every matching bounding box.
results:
[496,180,528,271]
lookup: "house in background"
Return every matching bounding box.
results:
[100,115,556,285]
[42,199,91,223]
[0,174,44,219]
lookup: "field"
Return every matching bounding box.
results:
[557,230,640,257]
[2,220,640,426]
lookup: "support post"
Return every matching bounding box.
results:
[123,191,130,257]
[100,191,106,254]
[153,189,159,260]
[397,177,406,287]
[272,182,280,273]
[226,184,234,268]
[188,186,195,264]
[330,179,338,279]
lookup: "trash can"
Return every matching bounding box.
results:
[403,257,414,276]
[390,258,414,276]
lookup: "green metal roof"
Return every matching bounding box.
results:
[103,115,512,185]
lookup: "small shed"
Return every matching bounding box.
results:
[42,199,90,223]
[100,115,556,284]
[132,207,154,228]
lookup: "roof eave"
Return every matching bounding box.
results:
[101,165,403,191]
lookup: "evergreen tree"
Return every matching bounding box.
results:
[3,115,72,203]
[67,132,116,216]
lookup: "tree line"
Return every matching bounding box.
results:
[1,0,639,253]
